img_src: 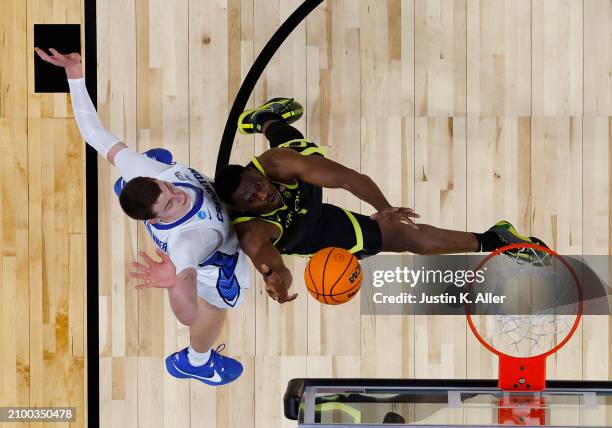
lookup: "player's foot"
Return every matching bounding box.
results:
[165,344,243,386]
[488,221,551,265]
[238,97,303,134]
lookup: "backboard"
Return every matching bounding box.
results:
[284,379,612,427]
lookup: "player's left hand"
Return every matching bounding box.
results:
[35,48,81,68]
[261,264,298,304]
[371,207,420,228]
[130,249,178,289]
[34,48,83,79]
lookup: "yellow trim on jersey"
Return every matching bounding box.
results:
[232,216,284,246]
[343,209,364,254]
[262,203,287,217]
[277,139,327,157]
[277,139,310,148]
[251,157,267,176]
[251,140,325,190]
[232,216,256,225]
[301,147,326,156]
[273,179,298,190]
[250,156,298,189]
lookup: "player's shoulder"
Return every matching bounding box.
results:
[167,225,223,252]
[258,147,296,164]
[233,216,280,238]
[155,162,200,182]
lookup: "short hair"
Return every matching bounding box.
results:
[118,176,162,220]
[214,164,247,204]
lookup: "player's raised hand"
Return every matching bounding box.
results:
[260,264,297,304]
[35,47,81,68]
[371,207,420,228]
[130,249,178,289]
[34,47,83,78]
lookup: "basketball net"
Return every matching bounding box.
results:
[466,244,582,392]
[466,244,583,425]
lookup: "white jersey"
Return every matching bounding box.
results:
[64,76,249,310]
[143,163,250,309]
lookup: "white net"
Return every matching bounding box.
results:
[469,248,580,358]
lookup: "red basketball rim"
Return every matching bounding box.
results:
[465,243,583,391]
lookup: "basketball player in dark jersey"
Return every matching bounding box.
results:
[210,98,549,303]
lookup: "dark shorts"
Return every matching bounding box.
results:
[288,203,383,259]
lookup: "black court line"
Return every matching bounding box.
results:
[83,0,323,423]
[214,0,324,177]
[84,0,99,423]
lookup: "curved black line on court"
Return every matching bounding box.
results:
[215,0,324,177]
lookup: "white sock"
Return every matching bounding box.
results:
[187,346,212,367]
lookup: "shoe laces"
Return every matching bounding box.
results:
[276,98,295,114]
[209,344,226,371]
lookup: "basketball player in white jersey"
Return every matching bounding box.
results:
[35,47,247,386]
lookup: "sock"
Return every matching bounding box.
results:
[187,346,212,367]
[473,231,503,252]
[264,121,305,148]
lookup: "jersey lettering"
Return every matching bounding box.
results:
[190,168,224,222]
[145,223,168,252]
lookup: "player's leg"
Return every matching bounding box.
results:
[304,205,546,260]
[306,205,480,257]
[165,297,243,386]
[378,219,547,258]
[189,297,226,352]
[377,221,479,254]
[262,120,305,147]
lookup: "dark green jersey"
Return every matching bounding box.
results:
[232,139,325,254]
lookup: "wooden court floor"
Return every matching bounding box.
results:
[1,0,611,427]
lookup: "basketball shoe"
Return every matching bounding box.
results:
[487,221,551,265]
[165,344,243,386]
[238,97,303,134]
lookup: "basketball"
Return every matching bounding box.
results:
[304,247,362,305]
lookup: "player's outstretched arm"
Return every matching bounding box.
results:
[235,221,297,304]
[260,149,420,227]
[130,249,199,326]
[34,47,127,165]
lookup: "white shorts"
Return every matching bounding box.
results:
[196,251,251,309]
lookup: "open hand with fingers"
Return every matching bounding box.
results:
[260,264,297,304]
[371,207,420,228]
[130,249,178,289]
[34,47,83,79]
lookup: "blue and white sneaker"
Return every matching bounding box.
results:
[165,344,243,386]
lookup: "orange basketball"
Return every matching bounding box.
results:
[304,247,362,305]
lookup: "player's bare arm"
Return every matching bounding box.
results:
[257,148,420,227]
[234,220,297,303]
[130,250,199,326]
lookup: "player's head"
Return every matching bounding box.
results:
[119,177,190,222]
[215,165,281,213]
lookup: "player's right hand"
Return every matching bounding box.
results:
[130,249,178,289]
[260,264,297,304]
[371,207,420,228]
